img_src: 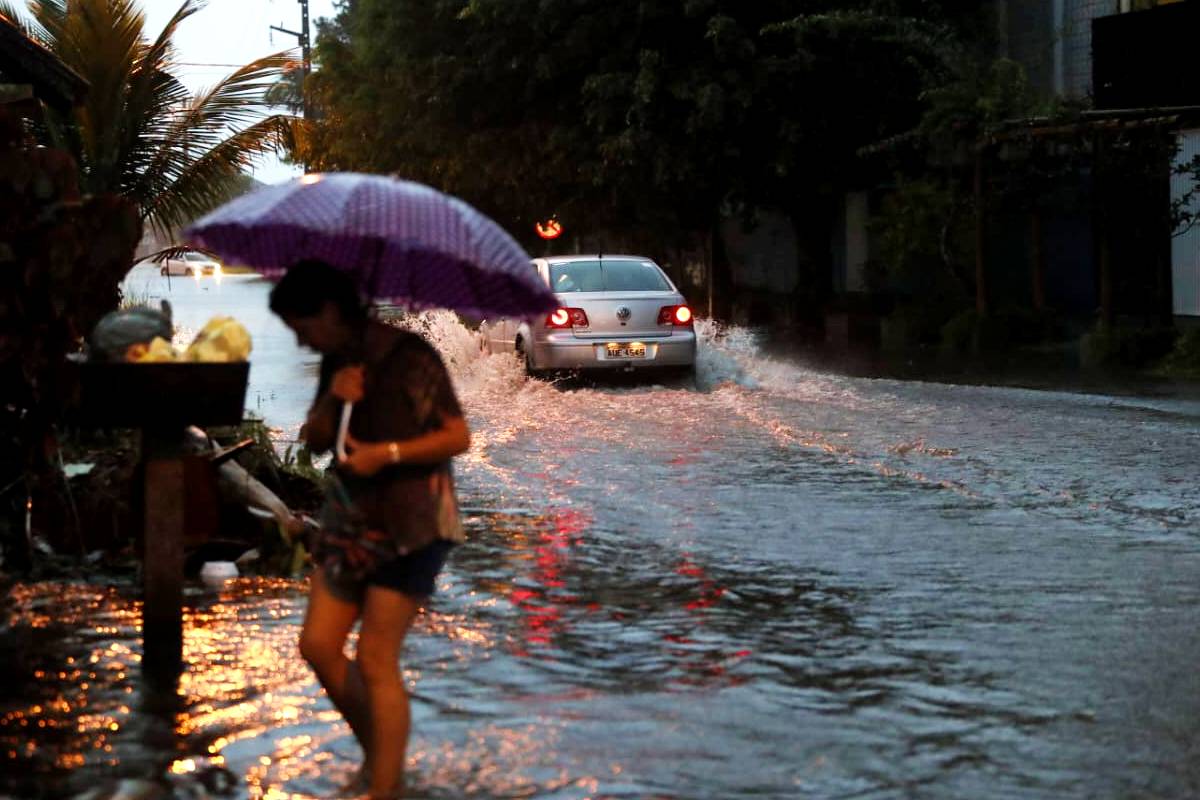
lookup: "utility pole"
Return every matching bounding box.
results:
[270,0,311,121]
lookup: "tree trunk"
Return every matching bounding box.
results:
[974,149,990,317]
[708,221,735,321]
[1030,209,1046,312]
[706,228,715,320]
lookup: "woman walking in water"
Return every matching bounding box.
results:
[269,259,470,799]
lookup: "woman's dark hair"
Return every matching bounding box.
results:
[269,259,367,323]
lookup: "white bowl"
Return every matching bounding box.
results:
[200,561,239,587]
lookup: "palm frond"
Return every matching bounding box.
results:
[29,0,67,50]
[0,1,49,41]
[38,0,147,193]
[119,67,191,193]
[188,51,299,133]
[25,0,299,241]
[143,243,221,264]
[143,0,200,58]
[134,51,296,209]
[120,2,203,199]
[142,114,295,237]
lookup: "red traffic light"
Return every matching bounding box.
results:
[535,219,563,240]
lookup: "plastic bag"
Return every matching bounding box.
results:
[129,336,179,362]
[90,300,173,361]
[185,316,252,362]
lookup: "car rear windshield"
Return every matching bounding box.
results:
[549,260,670,292]
[184,252,211,262]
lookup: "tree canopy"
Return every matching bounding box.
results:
[300,0,966,249]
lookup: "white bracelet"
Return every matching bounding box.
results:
[388,441,401,464]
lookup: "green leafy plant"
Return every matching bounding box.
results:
[4,0,297,238]
[1156,327,1200,377]
[1081,323,1178,368]
[298,0,968,322]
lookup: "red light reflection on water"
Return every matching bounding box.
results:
[667,554,752,686]
[508,508,590,655]
[676,554,727,609]
[501,512,753,687]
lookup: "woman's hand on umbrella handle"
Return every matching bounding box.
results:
[339,432,390,477]
[331,365,365,403]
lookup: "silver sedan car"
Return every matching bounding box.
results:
[160,250,222,278]
[480,255,697,376]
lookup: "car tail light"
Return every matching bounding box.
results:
[546,307,589,328]
[658,305,694,326]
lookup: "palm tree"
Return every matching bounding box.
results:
[1,0,297,237]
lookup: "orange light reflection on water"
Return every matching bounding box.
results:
[3,564,558,798]
[1,579,334,797]
[500,507,592,656]
[172,579,323,795]
[1,584,144,793]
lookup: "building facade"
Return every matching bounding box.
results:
[834,0,1200,327]
[997,0,1113,100]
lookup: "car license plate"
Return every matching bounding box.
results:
[606,342,646,359]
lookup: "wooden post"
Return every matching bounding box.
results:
[141,429,186,688]
[1096,161,1113,329]
[1098,231,1114,328]
[1094,134,1114,329]
[68,361,250,693]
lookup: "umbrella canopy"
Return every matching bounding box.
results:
[183,172,556,319]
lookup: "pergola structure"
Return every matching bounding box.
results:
[0,13,86,112]
[860,104,1200,326]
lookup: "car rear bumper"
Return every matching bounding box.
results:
[531,331,696,370]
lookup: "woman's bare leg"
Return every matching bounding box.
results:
[356,585,421,799]
[298,570,373,761]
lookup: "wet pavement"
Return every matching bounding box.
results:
[3,265,1200,798]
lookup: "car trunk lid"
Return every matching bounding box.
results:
[558,292,679,338]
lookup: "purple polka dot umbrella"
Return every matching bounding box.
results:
[183,172,557,319]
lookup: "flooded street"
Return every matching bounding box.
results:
[5,266,1200,799]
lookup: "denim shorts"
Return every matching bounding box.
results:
[323,539,455,604]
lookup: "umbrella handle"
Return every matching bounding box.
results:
[335,401,354,463]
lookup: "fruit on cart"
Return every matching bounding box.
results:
[185,316,252,362]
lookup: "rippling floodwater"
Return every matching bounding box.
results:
[4,268,1200,798]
